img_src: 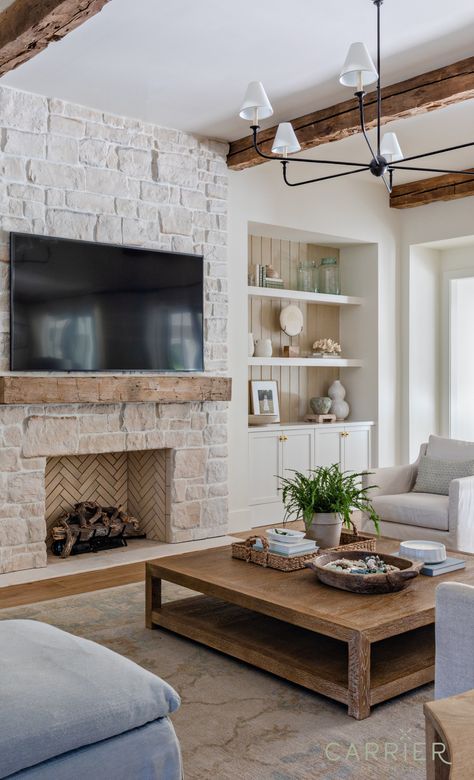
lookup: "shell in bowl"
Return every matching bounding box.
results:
[306,550,423,594]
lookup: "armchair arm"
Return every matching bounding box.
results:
[362,463,417,497]
[448,476,474,553]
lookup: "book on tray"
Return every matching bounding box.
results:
[421,557,466,576]
[253,539,318,557]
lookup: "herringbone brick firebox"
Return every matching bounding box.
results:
[45,450,171,544]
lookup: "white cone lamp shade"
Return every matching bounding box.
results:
[272,123,301,155]
[239,81,273,123]
[380,132,403,162]
[339,42,378,89]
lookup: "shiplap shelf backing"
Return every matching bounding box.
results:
[248,235,343,423]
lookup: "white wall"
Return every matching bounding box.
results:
[228,162,401,531]
[339,244,379,464]
[400,197,474,460]
[407,246,441,460]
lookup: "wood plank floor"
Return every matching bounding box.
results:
[0,562,145,609]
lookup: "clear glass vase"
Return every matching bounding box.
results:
[297,263,313,292]
[318,258,340,295]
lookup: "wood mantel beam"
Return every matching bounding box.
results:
[227,56,474,170]
[390,168,474,208]
[0,0,111,76]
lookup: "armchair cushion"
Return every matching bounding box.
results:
[362,462,418,497]
[413,455,474,496]
[371,492,449,531]
[427,434,474,461]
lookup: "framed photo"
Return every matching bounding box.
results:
[249,380,280,420]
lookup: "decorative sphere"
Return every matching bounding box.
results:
[310,396,332,415]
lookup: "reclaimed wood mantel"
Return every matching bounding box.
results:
[0,375,232,405]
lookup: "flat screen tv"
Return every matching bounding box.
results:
[10,233,204,372]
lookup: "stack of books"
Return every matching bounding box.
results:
[253,536,318,558]
[421,557,466,576]
[253,265,285,289]
[265,277,284,289]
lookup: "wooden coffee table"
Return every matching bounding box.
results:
[146,538,474,719]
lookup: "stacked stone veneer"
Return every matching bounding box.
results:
[0,400,228,573]
[0,85,229,573]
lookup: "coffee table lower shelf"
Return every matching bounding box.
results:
[149,594,435,719]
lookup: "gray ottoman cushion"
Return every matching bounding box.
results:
[0,620,180,778]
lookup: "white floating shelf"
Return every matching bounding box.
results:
[248,357,363,368]
[247,286,364,306]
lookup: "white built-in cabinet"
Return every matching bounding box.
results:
[248,421,374,526]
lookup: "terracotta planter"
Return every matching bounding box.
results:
[305,512,343,549]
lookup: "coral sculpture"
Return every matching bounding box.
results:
[312,338,341,355]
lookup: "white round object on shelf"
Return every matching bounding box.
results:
[399,540,446,564]
[280,305,304,337]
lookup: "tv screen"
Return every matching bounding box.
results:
[10,233,204,372]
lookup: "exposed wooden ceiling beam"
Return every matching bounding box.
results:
[0,0,111,76]
[390,169,474,209]
[227,56,474,171]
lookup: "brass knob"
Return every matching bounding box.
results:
[279,434,288,442]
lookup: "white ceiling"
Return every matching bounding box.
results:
[2,0,474,142]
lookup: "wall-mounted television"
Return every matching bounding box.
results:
[10,233,204,372]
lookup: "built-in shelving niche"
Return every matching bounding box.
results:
[248,233,375,426]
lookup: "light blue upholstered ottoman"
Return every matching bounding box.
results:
[0,620,182,779]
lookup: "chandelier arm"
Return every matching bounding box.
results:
[375,0,382,156]
[390,165,474,176]
[250,126,367,168]
[389,141,474,166]
[381,172,392,194]
[282,161,370,187]
[357,93,377,160]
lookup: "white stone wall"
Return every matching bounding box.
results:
[0,85,229,572]
[0,85,229,372]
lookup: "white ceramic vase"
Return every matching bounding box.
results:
[248,333,255,357]
[305,512,343,548]
[328,379,350,421]
[254,338,273,358]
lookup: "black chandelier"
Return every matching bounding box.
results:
[238,0,474,194]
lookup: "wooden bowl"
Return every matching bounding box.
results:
[306,550,423,594]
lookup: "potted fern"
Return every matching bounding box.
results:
[278,463,380,548]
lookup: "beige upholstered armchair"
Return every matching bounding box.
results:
[361,435,474,553]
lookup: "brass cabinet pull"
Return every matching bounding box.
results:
[279,434,288,442]
[340,431,349,438]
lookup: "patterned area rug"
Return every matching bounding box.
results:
[0,582,431,780]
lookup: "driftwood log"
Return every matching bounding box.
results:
[52,501,140,558]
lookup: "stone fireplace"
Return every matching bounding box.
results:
[0,376,231,574]
[0,85,230,575]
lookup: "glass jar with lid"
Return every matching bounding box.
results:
[318,257,340,295]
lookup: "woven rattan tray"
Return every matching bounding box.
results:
[231,527,376,572]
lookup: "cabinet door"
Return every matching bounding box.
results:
[248,431,282,505]
[343,427,371,472]
[281,429,314,477]
[314,427,344,468]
